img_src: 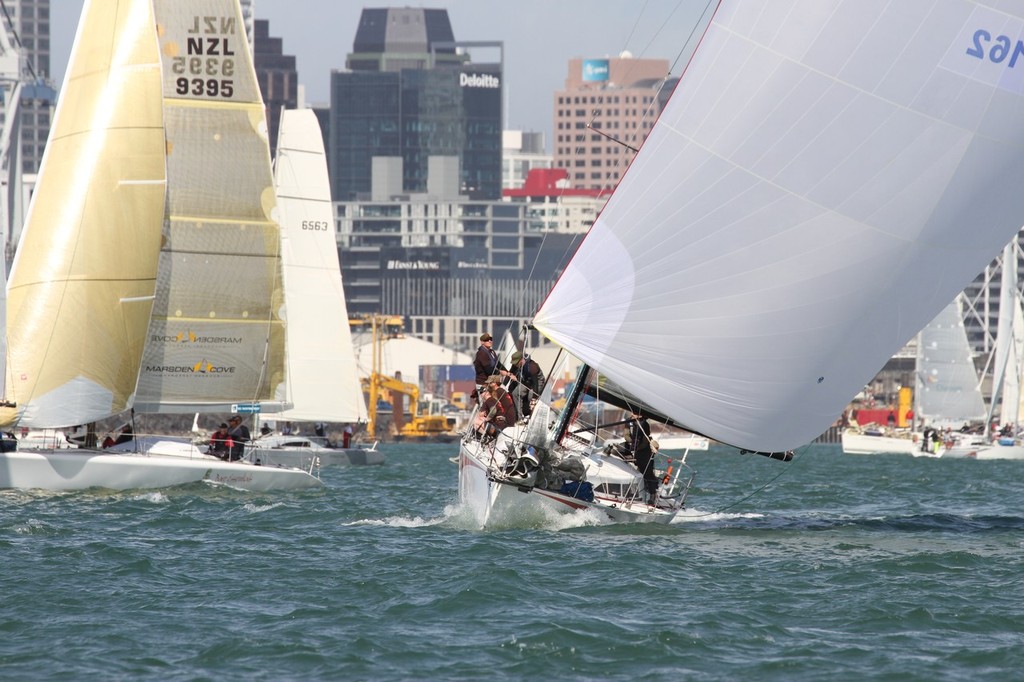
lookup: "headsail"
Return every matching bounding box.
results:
[916,295,986,427]
[133,0,288,414]
[534,1,1024,451]
[272,108,368,423]
[2,0,165,428]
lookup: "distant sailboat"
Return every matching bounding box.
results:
[842,296,986,456]
[459,0,1024,526]
[0,0,320,490]
[249,108,383,467]
[948,240,1024,460]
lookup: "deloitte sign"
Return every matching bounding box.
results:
[460,72,500,89]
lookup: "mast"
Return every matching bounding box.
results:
[553,364,591,445]
[987,241,1018,438]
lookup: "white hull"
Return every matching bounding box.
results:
[458,425,686,529]
[655,435,710,451]
[841,430,920,455]
[249,435,384,467]
[250,445,384,468]
[942,443,1024,460]
[605,433,710,452]
[0,447,322,492]
[973,445,1024,460]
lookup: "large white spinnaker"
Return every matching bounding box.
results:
[535,1,1024,452]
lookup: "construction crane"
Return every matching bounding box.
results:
[361,314,456,441]
[0,1,27,263]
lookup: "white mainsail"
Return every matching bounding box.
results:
[133,0,288,414]
[2,0,166,428]
[991,241,1024,429]
[533,1,1024,452]
[272,108,368,423]
[916,296,986,428]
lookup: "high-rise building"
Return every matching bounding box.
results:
[1,0,55,178]
[240,0,255,53]
[553,54,673,191]
[252,18,297,158]
[328,8,503,201]
[502,130,550,191]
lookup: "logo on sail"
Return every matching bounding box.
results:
[144,359,236,374]
[150,331,243,345]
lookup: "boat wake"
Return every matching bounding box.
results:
[672,508,766,524]
[344,515,448,529]
[241,501,287,514]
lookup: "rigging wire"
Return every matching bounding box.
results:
[689,445,811,518]
[510,0,716,333]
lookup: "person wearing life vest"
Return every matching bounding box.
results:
[209,422,232,460]
[627,412,659,505]
[473,333,500,404]
[508,351,545,417]
[226,415,250,461]
[478,376,517,441]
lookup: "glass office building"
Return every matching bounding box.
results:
[329,8,502,202]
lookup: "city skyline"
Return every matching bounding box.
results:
[51,0,710,149]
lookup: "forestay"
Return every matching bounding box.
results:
[534,1,1024,451]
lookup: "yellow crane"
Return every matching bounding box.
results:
[362,314,455,441]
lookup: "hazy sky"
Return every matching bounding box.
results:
[51,1,710,147]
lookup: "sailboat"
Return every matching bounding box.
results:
[458,0,1024,527]
[947,240,1024,460]
[248,107,383,467]
[0,0,320,491]
[841,295,987,456]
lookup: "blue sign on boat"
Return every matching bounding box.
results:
[232,403,261,414]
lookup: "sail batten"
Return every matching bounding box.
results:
[535,0,1024,451]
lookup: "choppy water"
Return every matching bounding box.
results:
[1,443,1022,680]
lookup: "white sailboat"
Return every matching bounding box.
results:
[249,108,383,467]
[842,296,987,456]
[459,0,1024,526]
[0,0,320,491]
[947,240,1024,460]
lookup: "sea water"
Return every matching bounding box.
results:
[1,443,1022,681]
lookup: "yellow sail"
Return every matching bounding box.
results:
[132,0,287,413]
[2,0,165,428]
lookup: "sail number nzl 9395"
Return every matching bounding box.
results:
[966,29,1024,68]
[173,15,238,98]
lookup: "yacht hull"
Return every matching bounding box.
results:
[251,445,385,468]
[0,449,323,491]
[458,432,681,529]
[841,430,920,455]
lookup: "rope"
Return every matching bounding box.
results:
[689,444,811,517]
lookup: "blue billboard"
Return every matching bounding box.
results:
[582,59,610,82]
